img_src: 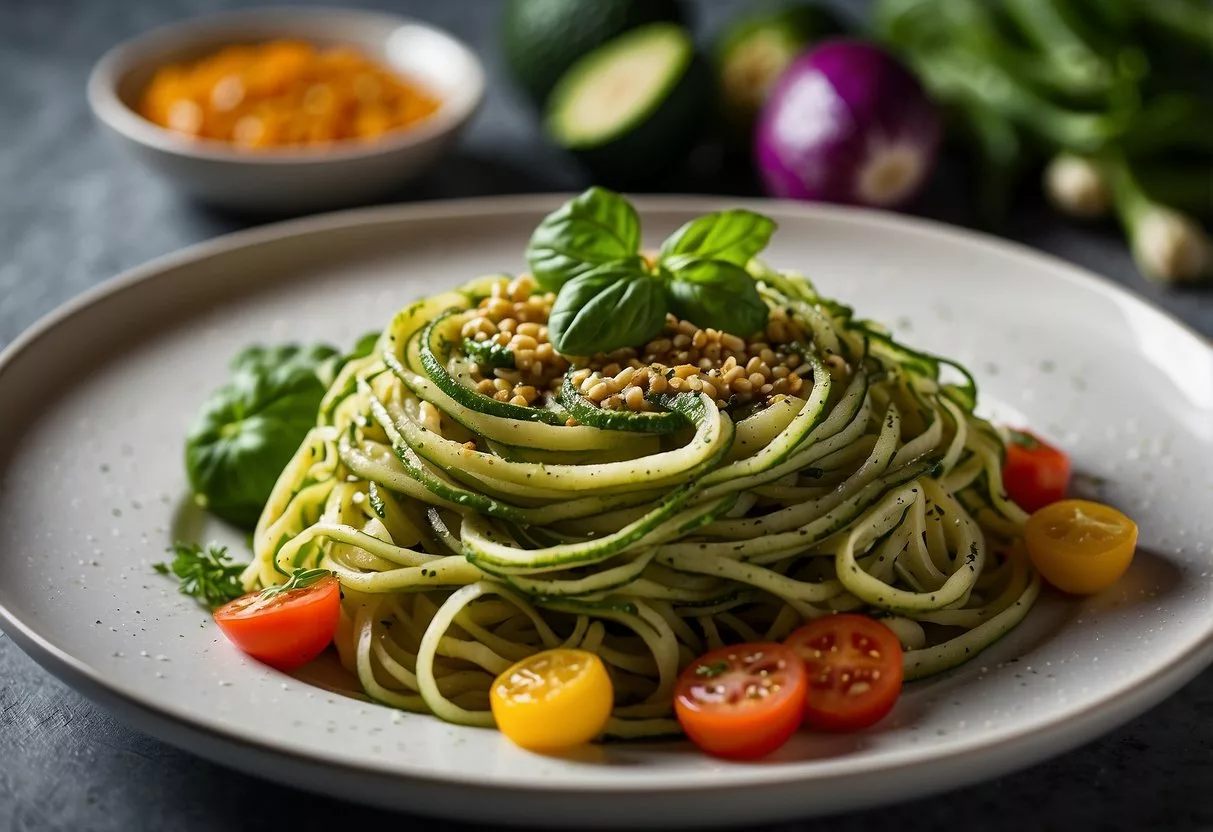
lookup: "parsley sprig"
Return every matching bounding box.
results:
[153,541,246,610]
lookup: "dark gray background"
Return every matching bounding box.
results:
[2,1,1211,830]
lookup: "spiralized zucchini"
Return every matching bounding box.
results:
[245,264,1035,738]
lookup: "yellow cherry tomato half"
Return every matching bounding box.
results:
[490,648,613,751]
[1025,499,1138,595]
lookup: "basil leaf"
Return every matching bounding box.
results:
[666,259,769,338]
[186,343,343,530]
[348,330,381,360]
[526,187,643,291]
[659,209,776,270]
[548,261,669,356]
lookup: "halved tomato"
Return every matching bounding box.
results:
[785,615,903,732]
[1025,499,1137,595]
[490,648,614,751]
[213,569,340,671]
[674,643,807,760]
[1003,429,1071,513]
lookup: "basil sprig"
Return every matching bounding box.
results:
[528,189,777,356]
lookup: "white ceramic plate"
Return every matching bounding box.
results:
[1,196,1211,829]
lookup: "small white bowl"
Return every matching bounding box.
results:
[88,7,485,213]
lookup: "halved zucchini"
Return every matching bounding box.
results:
[545,23,712,185]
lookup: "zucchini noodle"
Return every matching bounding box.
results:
[245,263,1035,739]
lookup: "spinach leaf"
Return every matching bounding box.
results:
[525,187,643,291]
[153,542,245,609]
[348,330,381,360]
[659,209,777,270]
[666,259,770,338]
[548,261,668,356]
[185,343,343,530]
[462,337,516,369]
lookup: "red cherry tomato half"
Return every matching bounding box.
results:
[1003,429,1072,514]
[213,574,340,671]
[674,642,807,760]
[784,615,903,732]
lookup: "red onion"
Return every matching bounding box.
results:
[754,40,941,209]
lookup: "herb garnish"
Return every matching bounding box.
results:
[695,660,730,678]
[256,567,333,601]
[153,542,245,610]
[1007,429,1040,449]
[527,188,777,354]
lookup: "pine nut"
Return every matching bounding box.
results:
[721,333,745,352]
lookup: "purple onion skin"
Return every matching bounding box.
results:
[754,39,942,209]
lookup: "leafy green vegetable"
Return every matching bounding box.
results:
[462,337,517,369]
[547,260,669,355]
[186,343,346,530]
[873,0,1213,281]
[659,209,777,270]
[525,187,643,291]
[666,259,770,338]
[532,189,779,354]
[348,331,381,360]
[153,542,246,609]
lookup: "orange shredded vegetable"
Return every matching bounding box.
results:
[138,40,442,149]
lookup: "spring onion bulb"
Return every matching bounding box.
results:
[1044,153,1110,219]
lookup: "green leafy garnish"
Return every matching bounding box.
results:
[1008,428,1041,449]
[348,330,381,360]
[153,542,246,610]
[666,259,771,339]
[659,209,776,270]
[525,187,643,291]
[462,337,517,369]
[257,567,334,601]
[548,262,669,356]
[185,333,373,531]
[528,188,777,355]
[695,660,730,678]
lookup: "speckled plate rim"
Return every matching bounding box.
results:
[1,195,1211,827]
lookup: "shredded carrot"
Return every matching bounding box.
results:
[138,40,442,148]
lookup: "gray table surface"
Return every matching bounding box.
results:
[2,1,1211,830]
